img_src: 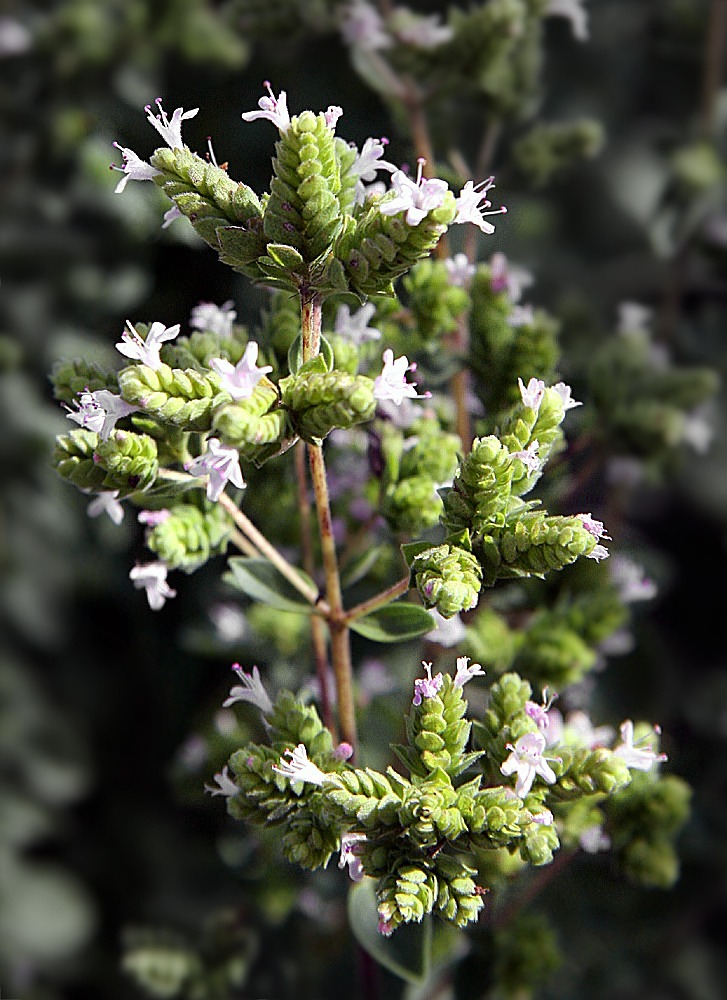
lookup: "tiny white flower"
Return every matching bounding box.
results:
[501,731,557,797]
[186,438,245,502]
[617,300,653,334]
[209,603,247,642]
[190,299,237,338]
[609,555,657,604]
[338,832,367,882]
[507,304,535,327]
[445,252,476,288]
[563,710,614,749]
[241,81,291,131]
[681,412,713,454]
[161,204,182,229]
[579,824,611,853]
[525,689,557,732]
[324,105,344,130]
[518,377,546,412]
[272,744,330,786]
[453,177,507,234]
[390,8,453,48]
[66,389,138,441]
[223,663,273,715]
[87,491,124,525]
[613,720,667,771]
[380,159,448,226]
[209,342,272,400]
[205,765,239,798]
[351,137,397,204]
[511,440,542,474]
[551,381,582,411]
[0,16,32,56]
[137,509,171,527]
[374,349,428,405]
[453,655,485,690]
[334,302,382,344]
[545,0,589,41]
[412,661,444,705]
[341,0,393,51]
[489,252,533,302]
[116,320,181,370]
[425,609,467,648]
[129,561,176,610]
[576,513,610,541]
[145,97,199,149]
[111,143,161,194]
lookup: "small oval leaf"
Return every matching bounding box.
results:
[349,603,433,643]
[223,557,317,613]
[348,879,432,985]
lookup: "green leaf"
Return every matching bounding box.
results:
[265,242,306,270]
[401,541,431,566]
[223,557,317,613]
[348,879,432,985]
[349,603,433,643]
[288,333,335,375]
[341,546,386,589]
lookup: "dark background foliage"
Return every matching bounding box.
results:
[1,1,726,997]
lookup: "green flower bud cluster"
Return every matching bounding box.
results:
[118,362,231,432]
[161,328,250,372]
[464,568,630,688]
[513,118,605,188]
[477,671,538,765]
[402,259,470,345]
[441,435,515,535]
[333,135,359,215]
[491,912,562,999]
[121,928,204,1000]
[334,192,457,298]
[121,921,256,1000]
[226,693,342,869]
[53,428,111,494]
[376,854,485,933]
[379,417,461,535]
[259,290,306,367]
[265,110,342,264]
[497,384,569,492]
[606,763,691,888]
[49,358,120,405]
[224,667,540,932]
[400,674,483,780]
[94,429,160,494]
[406,0,539,118]
[469,268,559,416]
[150,147,266,280]
[481,512,600,584]
[587,326,719,465]
[280,364,376,443]
[409,542,483,618]
[440,404,595,588]
[53,428,159,497]
[550,746,632,800]
[212,379,292,465]
[144,503,232,572]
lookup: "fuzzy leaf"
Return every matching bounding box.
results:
[224,557,317,613]
[348,879,432,985]
[349,603,432,643]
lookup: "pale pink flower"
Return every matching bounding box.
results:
[241,81,290,131]
[145,98,199,149]
[209,342,272,400]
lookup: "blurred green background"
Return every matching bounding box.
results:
[1,1,727,997]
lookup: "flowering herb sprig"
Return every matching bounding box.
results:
[49,76,694,982]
